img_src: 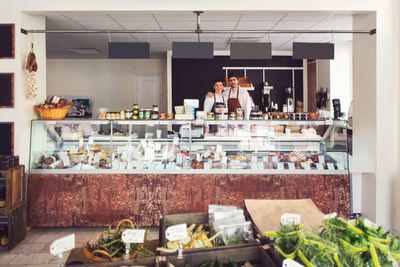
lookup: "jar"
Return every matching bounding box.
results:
[138,110,145,120]
[120,110,125,120]
[106,113,111,120]
[215,113,228,120]
[229,112,236,120]
[133,104,139,110]
[283,104,288,113]
[132,115,138,120]
[236,113,244,120]
[166,113,174,120]
[214,103,227,114]
[152,105,159,112]
[207,112,215,120]
[133,109,139,115]
[115,113,120,120]
[160,113,166,120]
[144,109,152,120]
[151,111,159,120]
[125,110,132,119]
[110,113,115,120]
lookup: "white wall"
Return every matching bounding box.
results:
[46,59,167,115]
[316,60,330,111]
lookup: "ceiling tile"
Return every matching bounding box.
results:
[46,21,86,30]
[200,33,232,38]
[284,12,332,21]
[118,21,160,30]
[62,12,113,22]
[77,21,123,30]
[273,20,319,30]
[201,11,242,21]
[109,13,154,21]
[159,21,196,30]
[240,11,286,21]
[236,21,278,30]
[153,11,195,21]
[45,13,69,21]
[97,33,134,39]
[201,21,237,30]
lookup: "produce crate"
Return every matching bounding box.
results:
[0,203,27,252]
[0,165,25,213]
[161,245,278,267]
[159,212,260,256]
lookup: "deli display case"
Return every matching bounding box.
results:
[29,119,349,174]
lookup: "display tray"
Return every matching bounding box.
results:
[158,212,260,256]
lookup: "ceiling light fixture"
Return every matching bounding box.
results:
[67,48,102,54]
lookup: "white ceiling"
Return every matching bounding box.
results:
[42,11,354,59]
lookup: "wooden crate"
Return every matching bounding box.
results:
[0,165,25,213]
[159,212,260,256]
[0,203,27,252]
[162,245,278,267]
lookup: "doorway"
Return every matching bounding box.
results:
[135,75,162,109]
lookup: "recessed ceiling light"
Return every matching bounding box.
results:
[67,48,102,54]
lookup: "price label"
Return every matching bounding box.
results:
[176,153,183,165]
[79,138,84,147]
[203,151,210,158]
[50,234,75,256]
[316,163,323,170]
[112,161,120,170]
[288,163,296,170]
[166,224,188,241]
[94,153,100,163]
[204,162,210,170]
[281,213,301,225]
[144,148,155,161]
[127,161,134,169]
[155,143,161,151]
[222,156,227,165]
[323,212,337,221]
[283,258,304,267]
[304,163,311,170]
[272,156,278,163]
[140,140,147,147]
[216,144,222,153]
[119,162,127,169]
[326,118,333,125]
[122,229,146,244]
[318,155,325,164]
[88,136,94,145]
[88,153,93,163]
[196,153,201,162]
[215,152,220,161]
[60,153,70,167]
[290,157,297,162]
[337,163,345,170]
[327,163,335,170]
[277,162,284,170]
[173,137,179,146]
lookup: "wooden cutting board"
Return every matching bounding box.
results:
[245,199,325,234]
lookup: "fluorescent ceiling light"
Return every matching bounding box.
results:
[67,48,102,55]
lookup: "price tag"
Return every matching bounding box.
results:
[176,153,183,165]
[165,224,188,241]
[283,258,304,267]
[337,163,345,170]
[215,152,220,161]
[148,140,154,148]
[173,137,179,146]
[94,153,100,163]
[318,155,325,164]
[304,163,311,170]
[326,118,333,125]
[290,157,297,162]
[50,234,75,256]
[281,213,301,225]
[119,162,127,169]
[127,161,134,169]
[251,156,257,164]
[112,161,120,169]
[222,155,227,165]
[258,162,264,170]
[327,163,335,170]
[155,143,161,151]
[51,96,61,104]
[277,162,284,170]
[79,138,84,147]
[323,212,337,221]
[316,163,323,170]
[216,144,222,153]
[140,139,147,147]
[88,136,94,145]
[272,156,278,163]
[144,148,155,161]
[196,153,201,162]
[60,153,70,167]
[288,163,295,170]
[88,153,93,163]
[122,229,146,244]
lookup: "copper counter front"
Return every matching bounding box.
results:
[27,174,350,227]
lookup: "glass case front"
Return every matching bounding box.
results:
[29,119,349,174]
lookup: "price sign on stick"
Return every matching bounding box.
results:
[122,229,146,244]
[281,213,301,225]
[166,224,188,241]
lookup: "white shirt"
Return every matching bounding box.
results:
[203,93,226,113]
[223,87,253,120]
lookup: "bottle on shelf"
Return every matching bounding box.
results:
[0,226,8,246]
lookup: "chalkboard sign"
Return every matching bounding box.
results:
[0,24,14,58]
[0,123,13,155]
[0,73,14,107]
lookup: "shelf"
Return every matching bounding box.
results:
[223,86,254,91]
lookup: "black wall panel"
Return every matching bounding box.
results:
[0,123,12,155]
[172,56,303,111]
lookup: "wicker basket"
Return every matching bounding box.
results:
[34,103,72,120]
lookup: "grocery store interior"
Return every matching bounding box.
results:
[0,0,399,266]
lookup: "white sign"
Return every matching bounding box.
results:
[216,144,223,153]
[323,212,337,221]
[283,258,304,267]
[290,157,297,162]
[173,137,179,146]
[141,139,147,147]
[281,213,301,225]
[79,138,84,147]
[144,148,155,161]
[304,163,311,170]
[318,155,325,164]
[272,156,278,163]
[222,156,227,165]
[94,153,100,163]
[122,229,146,244]
[50,234,75,256]
[337,163,345,170]
[196,153,201,162]
[166,224,188,241]
[327,163,335,170]
[288,163,296,170]
[316,163,324,170]
[88,136,94,145]
[176,153,183,165]
[277,162,284,170]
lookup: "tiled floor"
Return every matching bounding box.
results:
[0,227,159,266]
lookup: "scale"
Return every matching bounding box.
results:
[284,87,295,113]
[262,82,274,112]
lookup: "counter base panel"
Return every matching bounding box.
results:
[27,174,350,227]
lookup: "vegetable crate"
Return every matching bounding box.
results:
[0,165,25,213]
[67,254,159,267]
[0,203,27,252]
[160,245,278,267]
[159,212,260,256]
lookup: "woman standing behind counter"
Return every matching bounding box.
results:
[203,78,226,113]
